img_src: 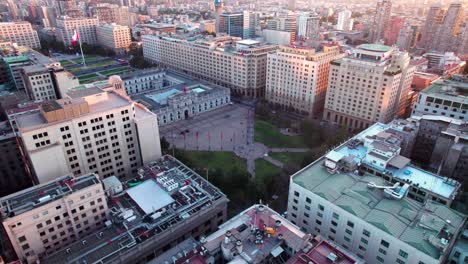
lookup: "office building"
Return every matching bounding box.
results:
[0,174,107,263]
[43,155,228,264]
[323,44,415,130]
[125,70,231,126]
[384,17,405,46]
[93,5,130,27]
[219,13,243,38]
[143,35,277,98]
[151,204,364,263]
[337,10,353,31]
[287,122,465,264]
[266,45,344,117]
[242,11,257,39]
[267,13,298,43]
[214,0,223,33]
[56,17,98,46]
[369,0,392,43]
[15,76,162,183]
[0,22,41,49]
[96,24,132,55]
[200,20,216,34]
[396,22,418,51]
[263,29,292,45]
[297,14,321,41]
[412,75,467,120]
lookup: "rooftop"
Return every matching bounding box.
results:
[0,174,100,217]
[358,44,393,53]
[43,155,227,264]
[292,123,465,259]
[422,75,468,100]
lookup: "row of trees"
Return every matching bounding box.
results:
[39,39,115,57]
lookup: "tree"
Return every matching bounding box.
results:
[129,56,151,69]
[160,137,170,152]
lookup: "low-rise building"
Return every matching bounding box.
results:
[43,155,228,264]
[412,75,467,121]
[96,24,132,55]
[0,173,107,263]
[287,122,465,264]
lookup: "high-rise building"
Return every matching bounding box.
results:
[214,0,223,33]
[143,35,277,98]
[266,46,344,117]
[412,75,468,120]
[396,22,417,51]
[0,22,41,49]
[323,44,415,130]
[0,173,108,263]
[96,24,132,55]
[152,204,364,263]
[287,122,465,264]
[336,10,353,31]
[56,17,98,46]
[420,2,464,53]
[297,13,321,41]
[242,11,257,39]
[41,155,228,264]
[369,0,392,43]
[288,0,296,11]
[93,5,130,27]
[219,13,244,38]
[384,16,404,46]
[15,77,162,183]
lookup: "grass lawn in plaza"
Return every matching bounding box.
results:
[254,119,306,148]
[99,67,132,76]
[268,152,309,165]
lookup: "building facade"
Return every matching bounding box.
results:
[266,45,344,117]
[369,0,392,43]
[287,122,465,264]
[96,24,132,55]
[15,77,162,183]
[143,35,277,98]
[297,14,321,41]
[0,22,41,49]
[323,44,415,130]
[0,174,108,263]
[337,10,353,31]
[56,17,98,46]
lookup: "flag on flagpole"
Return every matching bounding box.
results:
[72,30,79,46]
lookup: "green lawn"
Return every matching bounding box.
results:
[255,159,282,184]
[254,119,306,148]
[59,60,74,66]
[79,77,102,84]
[99,67,131,76]
[71,55,103,63]
[268,152,309,165]
[176,150,248,174]
[77,73,99,80]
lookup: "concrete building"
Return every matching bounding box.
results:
[447,227,468,264]
[412,75,467,121]
[0,22,41,49]
[219,13,243,38]
[200,20,216,34]
[15,76,162,183]
[96,24,132,55]
[384,17,405,46]
[266,45,344,117]
[396,22,418,52]
[93,5,130,27]
[297,14,321,42]
[125,70,231,126]
[152,204,364,263]
[143,35,277,98]
[56,17,98,46]
[287,122,465,264]
[369,0,392,43]
[337,10,353,31]
[323,44,415,130]
[42,155,228,264]
[0,174,108,263]
[214,0,223,33]
[263,29,292,45]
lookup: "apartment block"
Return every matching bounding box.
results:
[369,0,392,43]
[151,204,364,263]
[15,76,162,183]
[287,123,465,264]
[412,75,467,120]
[93,5,130,27]
[143,35,277,98]
[0,22,41,49]
[323,44,415,130]
[56,17,98,46]
[43,155,228,264]
[96,24,132,55]
[0,174,107,263]
[266,45,344,117]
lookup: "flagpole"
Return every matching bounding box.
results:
[77,28,86,67]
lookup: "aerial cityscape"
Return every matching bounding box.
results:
[0,0,467,263]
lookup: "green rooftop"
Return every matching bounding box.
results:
[358,44,393,53]
[3,56,30,64]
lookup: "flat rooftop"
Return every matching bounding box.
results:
[0,174,100,217]
[43,155,227,264]
[422,76,468,100]
[292,123,465,259]
[358,44,393,53]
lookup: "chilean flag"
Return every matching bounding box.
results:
[71,30,79,46]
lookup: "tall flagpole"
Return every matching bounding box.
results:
[77,27,86,67]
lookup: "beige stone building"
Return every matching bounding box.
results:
[96,24,132,55]
[15,77,162,183]
[0,174,108,263]
[323,44,415,130]
[0,21,41,49]
[56,17,98,46]
[143,35,277,98]
[266,45,344,117]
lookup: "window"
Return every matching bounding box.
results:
[376,256,384,263]
[363,229,371,237]
[380,239,389,248]
[399,250,408,258]
[18,236,26,243]
[361,238,368,245]
[345,229,352,235]
[378,248,387,255]
[396,259,405,264]
[347,221,354,228]
[332,212,339,219]
[318,204,324,211]
[305,197,311,203]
